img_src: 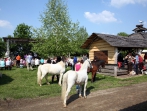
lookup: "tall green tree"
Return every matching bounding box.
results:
[69,27,88,55]
[12,23,33,56]
[32,0,88,57]
[13,23,32,38]
[117,32,129,37]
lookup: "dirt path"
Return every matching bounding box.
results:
[1,82,147,111]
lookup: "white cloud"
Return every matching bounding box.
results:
[0,20,13,28]
[84,10,117,24]
[110,0,147,8]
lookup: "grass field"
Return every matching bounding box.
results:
[0,66,147,100]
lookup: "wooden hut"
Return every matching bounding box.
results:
[81,24,147,76]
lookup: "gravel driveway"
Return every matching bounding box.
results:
[1,82,147,111]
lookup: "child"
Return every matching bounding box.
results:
[20,58,24,68]
[75,58,83,94]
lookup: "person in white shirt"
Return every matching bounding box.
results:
[5,58,12,70]
[35,58,40,67]
[26,53,33,71]
[31,58,35,68]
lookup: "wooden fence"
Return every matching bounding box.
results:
[100,64,128,76]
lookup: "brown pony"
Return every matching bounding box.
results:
[88,59,105,82]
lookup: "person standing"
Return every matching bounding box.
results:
[75,58,82,71]
[31,57,35,68]
[26,53,33,71]
[5,57,12,70]
[75,58,82,94]
[138,54,143,74]
[125,53,134,75]
[52,57,56,64]
[40,58,44,65]
[73,55,77,70]
[47,57,52,64]
[16,54,21,68]
[67,57,74,70]
[24,54,27,61]
[20,58,24,68]
[117,53,124,70]
[134,53,139,75]
[56,56,61,63]
[0,58,5,70]
[35,58,40,67]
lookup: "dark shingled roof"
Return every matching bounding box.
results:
[81,32,147,49]
[132,24,147,33]
[81,24,147,49]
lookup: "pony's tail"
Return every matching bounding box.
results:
[61,72,68,100]
[37,65,42,85]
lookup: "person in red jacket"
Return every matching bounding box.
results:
[139,54,143,74]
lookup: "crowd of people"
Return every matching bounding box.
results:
[0,57,13,70]
[0,52,88,71]
[0,54,63,71]
[117,52,147,75]
[67,54,87,70]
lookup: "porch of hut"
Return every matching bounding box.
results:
[81,24,147,77]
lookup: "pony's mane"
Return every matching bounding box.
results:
[56,56,66,66]
[91,59,105,68]
[57,61,65,67]
[61,56,66,62]
[80,59,89,70]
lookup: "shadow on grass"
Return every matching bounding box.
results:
[41,79,59,86]
[0,74,14,85]
[88,74,106,82]
[120,101,147,111]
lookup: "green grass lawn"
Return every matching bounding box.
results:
[0,66,147,100]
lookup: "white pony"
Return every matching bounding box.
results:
[37,57,66,86]
[61,59,92,107]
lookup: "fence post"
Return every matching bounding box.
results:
[114,66,117,77]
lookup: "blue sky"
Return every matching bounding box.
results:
[0,0,147,37]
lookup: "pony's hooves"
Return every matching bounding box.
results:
[79,95,82,98]
[84,96,87,99]
[63,105,67,108]
[58,83,62,86]
[47,83,50,85]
